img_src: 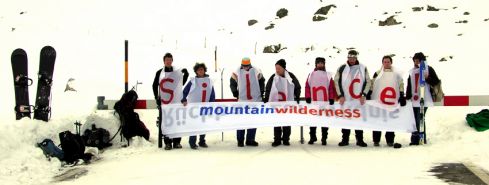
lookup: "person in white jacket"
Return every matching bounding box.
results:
[334,50,371,147]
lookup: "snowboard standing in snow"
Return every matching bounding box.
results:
[11,48,33,120]
[157,105,162,148]
[34,46,56,121]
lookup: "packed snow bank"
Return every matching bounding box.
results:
[1,106,488,185]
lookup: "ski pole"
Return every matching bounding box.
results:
[220,68,225,142]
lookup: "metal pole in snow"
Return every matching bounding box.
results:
[125,40,128,93]
[220,68,225,141]
[214,46,217,72]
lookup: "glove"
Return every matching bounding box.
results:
[306,98,311,104]
[232,91,239,98]
[329,99,334,105]
[366,91,372,100]
[399,93,406,107]
[181,68,188,74]
[156,99,161,107]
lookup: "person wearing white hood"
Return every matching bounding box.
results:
[334,50,371,147]
[264,59,301,147]
[368,56,406,147]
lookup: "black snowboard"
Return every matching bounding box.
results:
[11,48,33,120]
[34,46,56,121]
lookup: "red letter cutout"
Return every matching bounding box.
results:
[380,87,396,105]
[246,73,252,100]
[159,78,175,104]
[312,86,328,101]
[349,78,362,99]
[278,92,286,102]
[201,82,208,102]
[413,73,419,101]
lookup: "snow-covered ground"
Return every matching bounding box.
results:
[1,0,489,184]
[1,107,489,185]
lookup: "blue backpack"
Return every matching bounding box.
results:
[38,139,64,161]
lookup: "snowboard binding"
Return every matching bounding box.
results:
[14,75,33,87]
[15,105,34,113]
[14,105,34,119]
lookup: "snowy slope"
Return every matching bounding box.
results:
[1,0,489,184]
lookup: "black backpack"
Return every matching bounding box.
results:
[82,124,113,150]
[114,90,138,115]
[114,90,150,144]
[59,122,91,164]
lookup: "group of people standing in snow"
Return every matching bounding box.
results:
[152,50,440,150]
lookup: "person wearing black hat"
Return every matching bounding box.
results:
[305,57,337,145]
[368,56,406,147]
[230,57,265,147]
[264,59,301,147]
[334,50,371,147]
[406,52,440,145]
[152,52,189,150]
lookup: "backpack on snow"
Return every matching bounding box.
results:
[37,139,64,161]
[114,90,150,144]
[82,124,113,150]
[430,80,444,102]
[59,122,92,164]
[114,90,138,115]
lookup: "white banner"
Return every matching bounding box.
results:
[160,101,417,138]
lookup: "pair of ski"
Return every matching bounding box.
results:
[418,60,427,145]
[11,46,56,121]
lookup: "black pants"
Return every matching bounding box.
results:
[411,107,428,144]
[274,126,291,142]
[372,131,395,143]
[341,129,364,142]
[309,127,328,141]
[237,128,257,143]
[164,136,181,146]
[189,135,205,146]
